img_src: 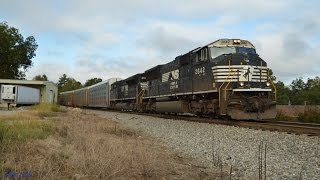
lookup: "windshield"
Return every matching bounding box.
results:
[237,47,256,54]
[210,47,236,59]
[210,46,256,59]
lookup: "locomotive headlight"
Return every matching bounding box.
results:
[239,82,244,87]
[233,39,241,44]
[266,82,270,87]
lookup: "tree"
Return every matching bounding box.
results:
[57,74,82,92]
[290,77,305,91]
[285,77,320,105]
[275,81,290,105]
[268,69,276,82]
[33,74,48,81]
[84,77,102,87]
[305,76,320,90]
[60,78,82,92]
[58,74,68,88]
[0,22,38,79]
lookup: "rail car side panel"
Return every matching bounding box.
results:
[88,83,107,107]
[73,88,88,107]
[58,91,74,106]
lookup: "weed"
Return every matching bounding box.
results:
[297,109,320,123]
[0,110,54,144]
[275,110,295,121]
[30,103,61,112]
[0,110,215,179]
[0,120,54,143]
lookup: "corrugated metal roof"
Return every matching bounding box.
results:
[0,79,56,87]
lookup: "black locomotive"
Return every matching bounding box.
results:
[109,39,276,120]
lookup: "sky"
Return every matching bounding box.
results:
[0,0,319,84]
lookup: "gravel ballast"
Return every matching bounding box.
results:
[91,110,320,179]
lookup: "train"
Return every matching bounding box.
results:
[59,39,277,120]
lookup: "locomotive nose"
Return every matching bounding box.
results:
[246,97,264,112]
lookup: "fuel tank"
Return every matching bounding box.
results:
[155,101,189,113]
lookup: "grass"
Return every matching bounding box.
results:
[0,108,214,179]
[0,104,61,144]
[0,119,53,143]
[0,109,55,144]
[297,110,320,123]
[275,110,295,121]
[276,109,320,124]
[30,103,61,112]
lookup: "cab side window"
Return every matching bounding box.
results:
[193,52,200,63]
[200,48,208,61]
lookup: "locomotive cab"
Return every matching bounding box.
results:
[206,39,276,119]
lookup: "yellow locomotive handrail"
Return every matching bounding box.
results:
[136,89,145,104]
[267,69,277,101]
[218,59,234,107]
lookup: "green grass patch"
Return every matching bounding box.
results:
[275,110,320,124]
[297,110,320,124]
[31,103,60,112]
[0,119,54,144]
[275,111,295,121]
[0,105,58,144]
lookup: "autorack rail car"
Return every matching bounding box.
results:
[59,90,74,106]
[59,78,121,108]
[59,39,277,120]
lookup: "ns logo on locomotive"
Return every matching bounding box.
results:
[59,39,276,120]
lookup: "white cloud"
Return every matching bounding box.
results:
[26,63,70,83]
[1,0,319,84]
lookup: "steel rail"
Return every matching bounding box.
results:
[85,108,320,136]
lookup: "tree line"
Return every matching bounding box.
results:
[56,74,102,92]
[30,74,102,92]
[275,76,320,105]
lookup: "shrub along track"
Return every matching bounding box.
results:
[86,108,320,136]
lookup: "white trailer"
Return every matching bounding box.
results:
[1,85,40,106]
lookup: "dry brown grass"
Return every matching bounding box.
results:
[1,108,214,179]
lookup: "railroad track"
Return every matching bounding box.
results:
[235,120,320,136]
[86,108,320,136]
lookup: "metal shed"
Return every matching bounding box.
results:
[0,79,58,104]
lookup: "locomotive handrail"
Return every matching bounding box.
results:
[137,89,145,104]
[218,59,234,108]
[223,59,237,100]
[218,62,229,103]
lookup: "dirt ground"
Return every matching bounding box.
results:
[0,108,220,179]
